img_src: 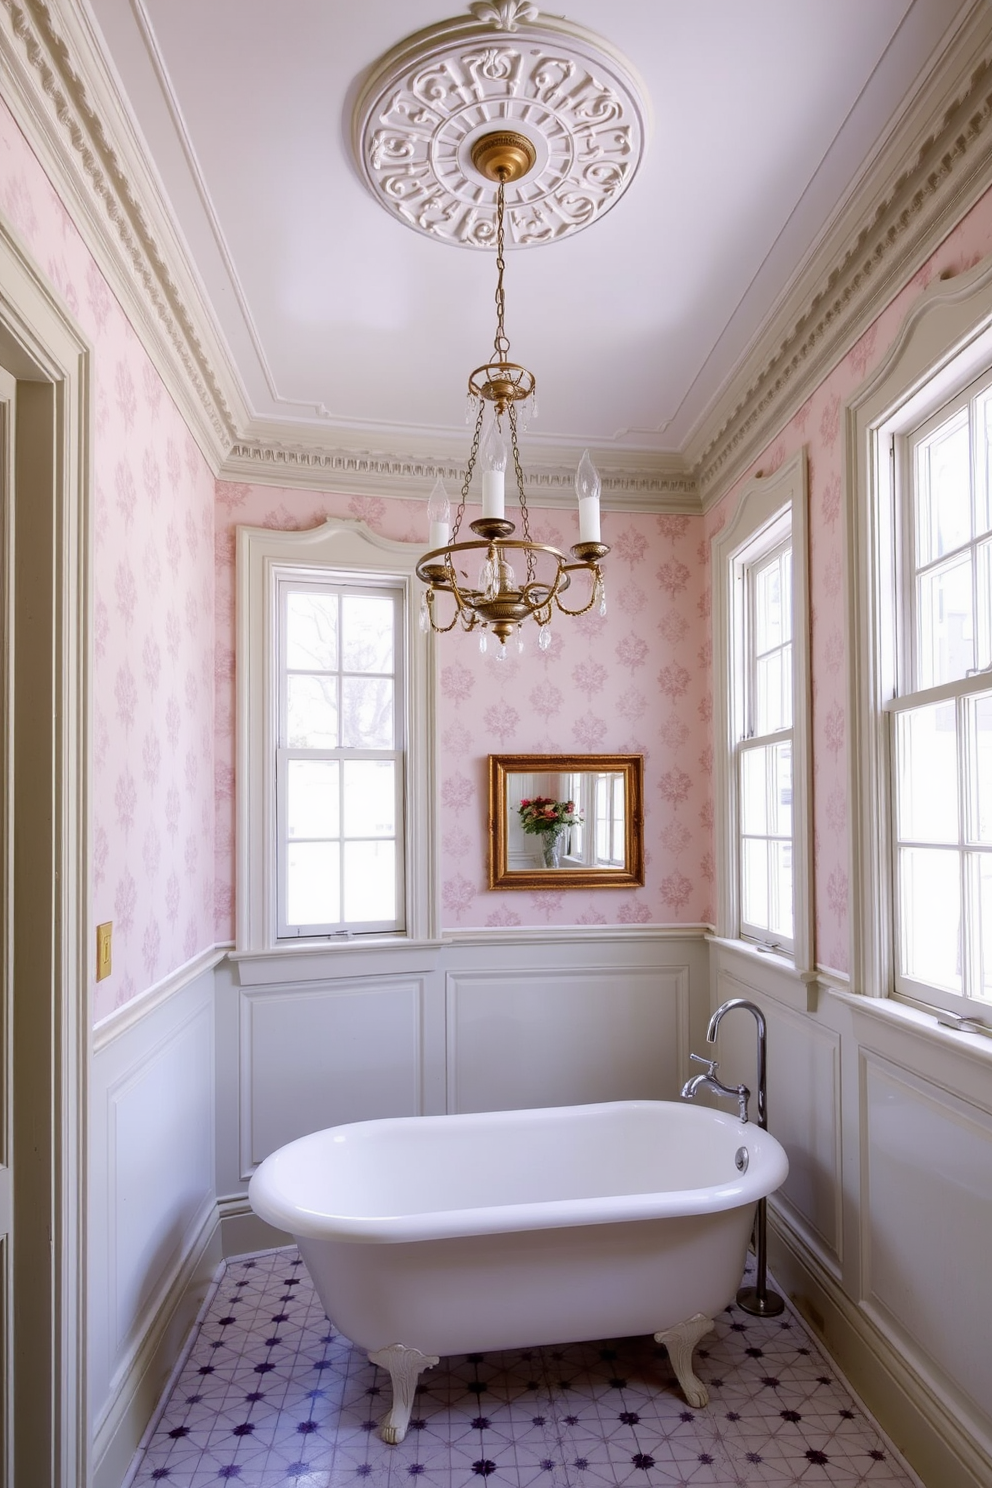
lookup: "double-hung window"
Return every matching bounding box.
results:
[889,374,992,1010]
[236,519,437,960]
[713,450,812,968]
[277,579,404,936]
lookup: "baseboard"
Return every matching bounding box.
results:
[90,1200,224,1488]
[217,1191,291,1258]
[769,1212,991,1488]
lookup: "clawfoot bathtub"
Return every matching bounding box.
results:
[249,1099,788,1444]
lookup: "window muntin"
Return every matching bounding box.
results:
[890,374,992,1011]
[737,537,795,952]
[276,578,405,937]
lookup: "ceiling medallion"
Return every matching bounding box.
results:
[352,2,650,249]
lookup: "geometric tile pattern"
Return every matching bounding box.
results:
[126,1249,923,1488]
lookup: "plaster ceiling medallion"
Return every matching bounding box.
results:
[352,1,650,249]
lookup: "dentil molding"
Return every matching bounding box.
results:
[353,3,650,250]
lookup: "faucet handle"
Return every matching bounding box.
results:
[689,1052,719,1074]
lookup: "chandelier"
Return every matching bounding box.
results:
[417,130,609,656]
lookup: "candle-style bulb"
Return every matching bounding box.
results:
[481,421,507,519]
[576,448,602,543]
[427,477,450,549]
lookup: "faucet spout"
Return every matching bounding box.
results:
[707,998,767,1130]
[680,1054,750,1123]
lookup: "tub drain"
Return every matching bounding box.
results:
[735,1146,749,1173]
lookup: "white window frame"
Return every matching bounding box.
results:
[235,519,439,963]
[712,449,814,971]
[849,255,992,1018]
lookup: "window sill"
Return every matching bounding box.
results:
[229,937,445,986]
[825,986,992,1070]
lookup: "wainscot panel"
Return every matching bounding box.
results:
[89,953,221,1488]
[240,977,428,1174]
[861,1050,992,1440]
[446,965,688,1113]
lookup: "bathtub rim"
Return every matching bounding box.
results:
[248,1099,789,1245]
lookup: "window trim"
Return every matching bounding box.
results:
[712,449,813,972]
[847,252,992,1006]
[236,518,439,958]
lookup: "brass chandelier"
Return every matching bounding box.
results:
[417,129,609,656]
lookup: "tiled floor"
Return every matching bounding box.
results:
[126,1248,923,1488]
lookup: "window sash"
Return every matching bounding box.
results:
[275,578,406,938]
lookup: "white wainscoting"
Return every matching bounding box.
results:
[89,952,222,1488]
[710,940,992,1488]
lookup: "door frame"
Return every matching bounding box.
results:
[0,214,89,1485]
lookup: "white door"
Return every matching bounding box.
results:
[0,365,14,1488]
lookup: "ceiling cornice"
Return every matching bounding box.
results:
[689,0,992,508]
[0,0,246,465]
[220,430,699,514]
[3,1,992,515]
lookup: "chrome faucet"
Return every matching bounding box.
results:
[680,1054,750,1124]
[683,995,785,1318]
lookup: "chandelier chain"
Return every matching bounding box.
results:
[493,178,510,361]
[507,403,535,583]
[451,399,485,544]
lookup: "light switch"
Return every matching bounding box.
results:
[96,921,112,981]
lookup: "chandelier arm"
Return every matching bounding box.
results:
[424,588,465,634]
[452,399,486,543]
[553,564,604,617]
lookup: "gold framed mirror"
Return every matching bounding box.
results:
[488,754,644,889]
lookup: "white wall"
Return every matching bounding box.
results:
[707,941,992,1488]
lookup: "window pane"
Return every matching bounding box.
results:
[286,591,337,671]
[917,410,971,566]
[287,760,339,838]
[978,538,992,673]
[741,742,792,837]
[976,853,992,1003]
[286,675,338,748]
[899,846,962,993]
[969,693,992,844]
[742,838,769,929]
[917,552,974,687]
[342,677,394,748]
[755,645,792,734]
[741,747,768,835]
[343,840,396,922]
[343,760,395,838]
[342,594,395,673]
[980,391,992,538]
[287,841,340,926]
[769,840,793,940]
[755,559,784,653]
[896,701,959,844]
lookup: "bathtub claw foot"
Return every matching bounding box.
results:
[654,1313,715,1408]
[369,1343,439,1444]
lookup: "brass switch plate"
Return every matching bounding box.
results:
[96,921,112,981]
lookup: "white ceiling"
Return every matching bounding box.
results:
[86,0,964,465]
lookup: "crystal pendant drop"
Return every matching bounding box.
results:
[596,576,607,616]
[495,638,507,662]
[418,592,430,634]
[479,627,488,655]
[516,626,525,655]
[465,393,479,425]
[538,623,551,652]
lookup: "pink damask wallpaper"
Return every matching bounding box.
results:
[707,184,992,977]
[0,101,217,1025]
[213,488,713,934]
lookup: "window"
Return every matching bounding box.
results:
[236,520,438,961]
[277,580,404,936]
[713,450,812,968]
[889,374,992,1010]
[849,257,992,1021]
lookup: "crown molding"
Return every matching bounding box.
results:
[220,430,699,513]
[689,0,992,509]
[0,0,247,467]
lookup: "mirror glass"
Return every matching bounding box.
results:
[488,754,644,889]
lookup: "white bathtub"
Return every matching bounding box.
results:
[249,1099,788,1442]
